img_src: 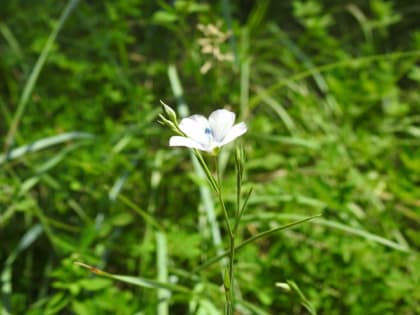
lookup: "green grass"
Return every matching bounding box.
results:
[1,1,419,314]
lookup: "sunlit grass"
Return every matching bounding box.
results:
[1,1,419,314]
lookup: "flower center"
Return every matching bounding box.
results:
[204,127,213,136]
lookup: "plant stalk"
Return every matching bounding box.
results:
[214,156,235,314]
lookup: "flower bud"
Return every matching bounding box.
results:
[160,100,177,123]
[275,282,291,291]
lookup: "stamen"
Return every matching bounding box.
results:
[204,127,213,136]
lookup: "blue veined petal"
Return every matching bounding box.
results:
[219,122,247,146]
[169,109,246,152]
[208,109,235,142]
[169,136,207,150]
[178,115,211,146]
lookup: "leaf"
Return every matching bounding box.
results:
[74,262,192,294]
[152,11,178,24]
[195,214,322,271]
[0,132,94,164]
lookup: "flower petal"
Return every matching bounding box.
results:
[219,122,247,146]
[208,109,235,142]
[169,136,207,150]
[178,115,210,146]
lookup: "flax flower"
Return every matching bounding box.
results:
[169,109,247,152]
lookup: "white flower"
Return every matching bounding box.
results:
[169,109,247,152]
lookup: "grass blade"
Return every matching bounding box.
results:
[1,224,43,315]
[244,213,411,253]
[0,132,94,164]
[4,0,81,151]
[195,214,321,271]
[74,262,191,294]
[156,232,169,315]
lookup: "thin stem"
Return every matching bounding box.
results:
[214,156,235,315]
[194,214,322,272]
[234,186,253,233]
[214,156,233,237]
[227,234,235,315]
[234,147,244,234]
[194,149,219,193]
[235,148,241,220]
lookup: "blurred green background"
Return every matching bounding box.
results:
[1,0,419,314]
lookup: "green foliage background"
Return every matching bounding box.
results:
[1,0,419,314]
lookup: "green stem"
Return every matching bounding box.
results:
[227,235,235,315]
[194,214,322,272]
[234,147,244,234]
[214,156,235,315]
[214,156,233,237]
[194,149,219,193]
[235,149,241,220]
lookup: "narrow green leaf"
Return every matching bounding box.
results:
[4,0,81,149]
[0,132,94,164]
[74,262,191,294]
[195,214,321,271]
